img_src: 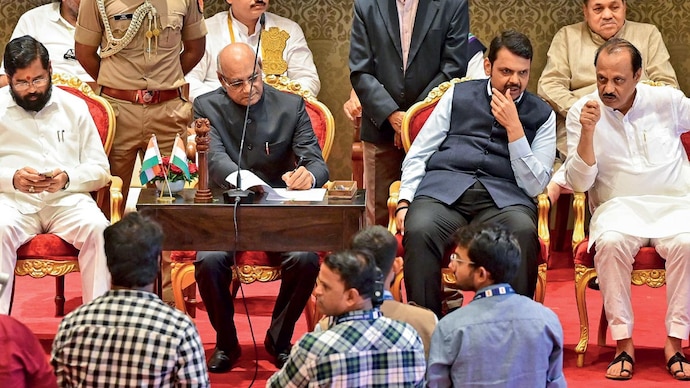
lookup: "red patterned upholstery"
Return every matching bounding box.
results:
[56,85,110,149]
[17,235,79,259]
[305,101,326,152]
[407,103,436,145]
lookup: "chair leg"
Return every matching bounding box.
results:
[183,284,197,318]
[55,275,65,317]
[574,265,597,367]
[534,263,547,304]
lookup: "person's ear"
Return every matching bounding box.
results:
[475,266,490,283]
[483,57,491,76]
[344,287,360,308]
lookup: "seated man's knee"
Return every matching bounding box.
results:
[283,252,319,274]
[195,251,231,274]
[669,233,690,247]
[594,231,642,265]
[596,231,631,252]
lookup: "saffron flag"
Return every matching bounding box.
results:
[170,134,191,181]
[139,135,163,185]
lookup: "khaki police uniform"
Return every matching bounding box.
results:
[75,0,207,200]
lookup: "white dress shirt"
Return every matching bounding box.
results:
[186,10,320,99]
[399,81,556,202]
[0,86,110,214]
[0,3,93,82]
[564,83,690,248]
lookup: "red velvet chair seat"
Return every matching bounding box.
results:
[17,234,80,259]
[574,240,665,270]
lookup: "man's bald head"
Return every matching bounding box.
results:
[216,43,263,106]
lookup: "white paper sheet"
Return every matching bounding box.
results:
[226,170,325,201]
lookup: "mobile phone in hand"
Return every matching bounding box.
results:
[39,171,54,178]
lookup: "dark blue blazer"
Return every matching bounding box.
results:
[193,85,329,189]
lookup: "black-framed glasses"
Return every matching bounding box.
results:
[220,73,261,90]
[12,76,50,91]
[64,48,76,60]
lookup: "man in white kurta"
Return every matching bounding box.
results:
[564,38,690,380]
[539,0,678,204]
[185,0,320,100]
[0,36,111,314]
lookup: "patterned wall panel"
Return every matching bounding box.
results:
[3,0,690,179]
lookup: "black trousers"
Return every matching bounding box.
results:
[195,250,319,353]
[403,186,539,317]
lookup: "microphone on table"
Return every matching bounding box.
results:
[223,13,267,204]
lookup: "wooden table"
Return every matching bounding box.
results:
[136,188,365,252]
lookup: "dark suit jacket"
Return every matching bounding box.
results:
[193,85,329,189]
[350,0,469,144]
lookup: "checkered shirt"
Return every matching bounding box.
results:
[51,289,209,387]
[267,308,426,387]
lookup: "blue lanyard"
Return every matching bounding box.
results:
[334,308,383,325]
[472,285,515,301]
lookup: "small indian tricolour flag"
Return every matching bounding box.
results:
[139,135,163,185]
[170,134,190,181]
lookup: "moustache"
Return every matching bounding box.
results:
[255,0,266,4]
[602,93,616,99]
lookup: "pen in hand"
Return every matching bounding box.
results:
[293,156,307,172]
[284,156,309,190]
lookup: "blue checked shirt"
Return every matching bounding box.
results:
[51,289,209,387]
[267,308,426,387]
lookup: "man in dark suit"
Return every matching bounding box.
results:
[349,0,469,226]
[192,43,329,373]
[395,30,556,317]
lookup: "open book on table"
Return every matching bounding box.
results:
[226,170,326,201]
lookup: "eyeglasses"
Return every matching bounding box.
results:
[449,253,475,266]
[64,49,76,60]
[12,76,50,91]
[221,73,261,90]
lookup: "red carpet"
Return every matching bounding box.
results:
[9,264,690,387]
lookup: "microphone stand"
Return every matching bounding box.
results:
[223,13,266,204]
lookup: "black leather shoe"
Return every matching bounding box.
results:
[588,276,600,291]
[264,334,291,368]
[208,346,241,373]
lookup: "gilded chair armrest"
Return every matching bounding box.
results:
[387,180,401,235]
[109,175,123,223]
[537,191,551,250]
[572,191,587,254]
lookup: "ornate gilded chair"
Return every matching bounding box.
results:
[170,76,334,329]
[386,78,550,305]
[13,73,122,316]
[573,131,690,367]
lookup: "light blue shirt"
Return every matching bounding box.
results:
[427,283,566,387]
[399,81,556,202]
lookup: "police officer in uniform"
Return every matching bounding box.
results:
[75,0,207,204]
